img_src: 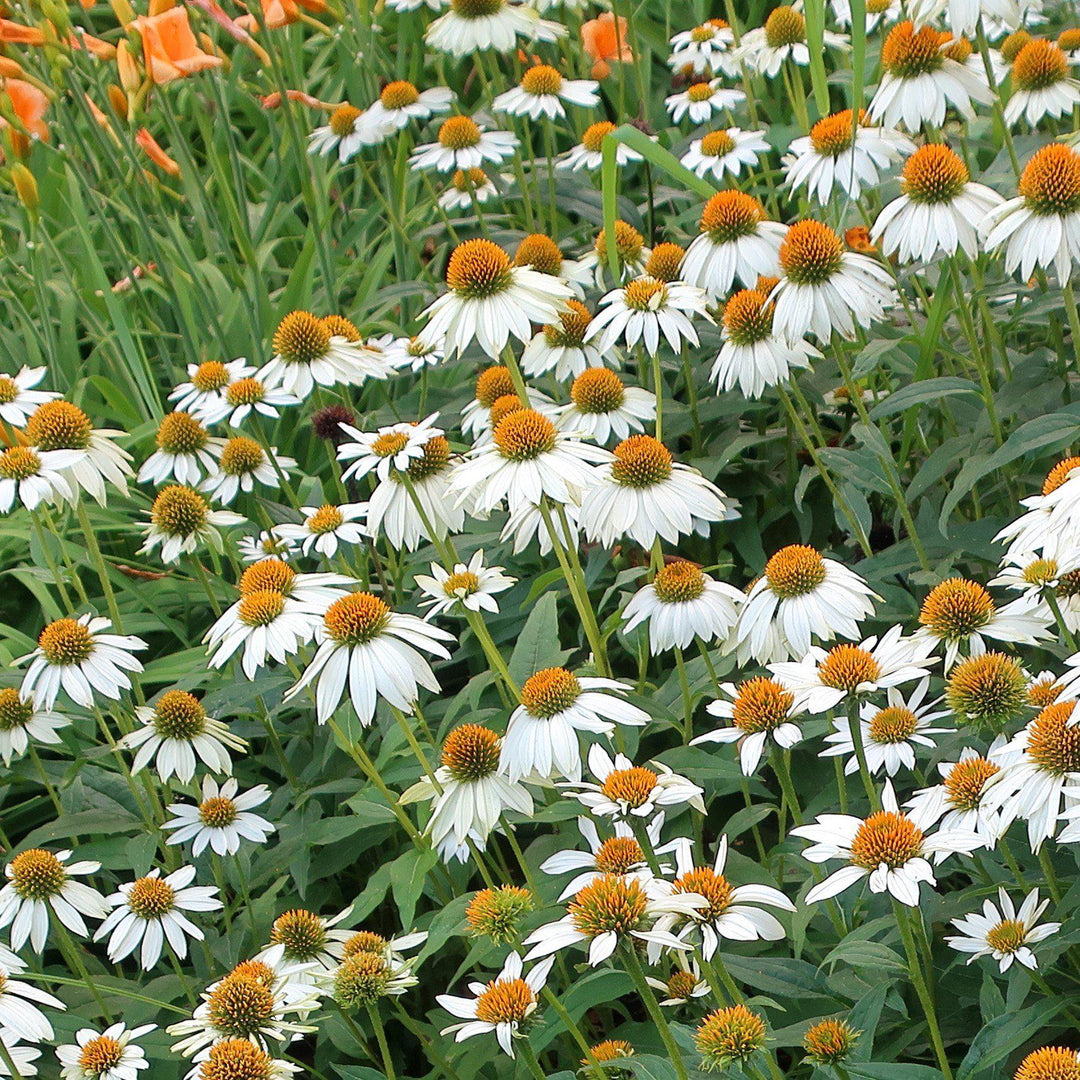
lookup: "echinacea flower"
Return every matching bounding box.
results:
[410,115,519,172]
[559,121,645,172]
[803,1017,860,1066]
[333,947,420,1006]
[169,358,252,416]
[420,238,573,358]
[664,79,744,124]
[501,666,648,782]
[163,777,275,856]
[362,80,454,135]
[1012,1046,1080,1080]
[906,0,1018,36]
[646,958,711,1005]
[692,677,804,775]
[0,848,110,953]
[57,1022,156,1080]
[0,688,68,766]
[871,141,1004,262]
[1004,39,1080,125]
[275,503,368,559]
[560,368,654,444]
[337,415,443,484]
[586,276,710,355]
[736,4,849,76]
[139,483,244,564]
[137,411,222,486]
[438,167,500,211]
[0,366,59,427]
[95,867,222,970]
[307,103,384,162]
[425,0,564,57]
[125,689,247,783]
[494,64,599,119]
[946,652,1030,730]
[202,436,296,505]
[905,744,1006,846]
[793,781,982,906]
[522,300,611,380]
[668,19,738,75]
[20,615,146,711]
[0,444,81,512]
[622,559,744,652]
[579,220,653,289]
[681,127,770,181]
[188,1042,300,1080]
[437,952,554,1057]
[283,590,454,724]
[947,887,1060,972]
[0,960,64,1041]
[195,375,300,427]
[414,551,515,617]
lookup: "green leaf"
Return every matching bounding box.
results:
[508,591,571,685]
[389,846,437,929]
[869,377,982,420]
[847,1065,945,1079]
[957,998,1074,1079]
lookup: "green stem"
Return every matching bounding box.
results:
[622,945,689,1080]
[846,697,880,810]
[893,901,953,1079]
[366,1002,396,1080]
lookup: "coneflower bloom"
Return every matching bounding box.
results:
[202,436,296,505]
[0,958,64,1042]
[410,114,518,172]
[681,127,770,180]
[622,560,744,652]
[510,233,592,297]
[437,953,554,1057]
[586,276,711,355]
[580,435,731,548]
[668,19,738,75]
[169,358,252,416]
[400,724,533,863]
[783,109,913,205]
[420,239,572,358]
[871,142,1003,261]
[195,374,300,427]
[869,21,993,130]
[20,615,146,710]
[695,1005,769,1072]
[981,143,1080,283]
[438,167,499,211]
[337,414,442,484]
[275,503,368,559]
[57,1022,156,1080]
[793,781,983,906]
[1004,39,1080,125]
[770,626,937,714]
[732,544,877,663]
[680,191,786,298]
[283,590,453,724]
[493,63,599,119]
[460,365,554,440]
[830,0,900,30]
[664,78,745,123]
[736,4,849,77]
[139,484,244,564]
[163,777,275,856]
[692,677,804,776]
[137,411,222,485]
[362,80,454,135]
[906,0,1018,37]
[559,121,646,172]
[947,888,1059,972]
[0,443,81,512]
[770,219,895,343]
[0,689,67,767]
[522,300,611,380]
[646,958,711,1006]
[501,666,648,782]
[0,365,59,426]
[0,848,110,952]
[125,689,246,782]
[307,103,383,162]
[905,744,1006,845]
[710,286,820,398]
[415,551,515,618]
[424,0,564,57]
[579,219,652,288]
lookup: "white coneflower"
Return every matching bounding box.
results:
[494,63,599,119]
[770,219,895,343]
[646,958,711,1006]
[169,358,252,416]
[906,0,1018,36]
[981,143,1080,283]
[559,368,655,445]
[737,4,849,77]
[449,408,610,515]
[770,626,938,714]
[202,436,296,505]
[622,560,744,652]
[869,21,993,131]
[57,1022,156,1080]
[186,1041,301,1080]
[124,689,246,783]
[195,374,300,427]
[794,781,983,907]
[20,615,146,711]
[283,590,454,724]
[0,689,68,767]
[578,219,652,288]
[410,114,519,172]
[400,724,533,863]
[0,960,64,1041]
[0,847,110,952]
[692,677,804,776]
[438,167,500,211]
[362,80,454,135]
[784,109,914,205]
[0,444,80,512]
[664,79,745,123]
[732,544,877,662]
[580,435,730,548]
[425,0,564,57]
[904,744,1006,847]
[163,777,275,856]
[710,284,820,398]
[820,679,950,777]
[437,953,554,1057]
[337,415,442,484]
[586,276,711,355]
[1004,39,1080,125]
[275,503,368,559]
[138,484,244,564]
[307,103,383,162]
[559,121,646,173]
[95,867,221,970]
[668,19,738,75]
[681,127,770,181]
[871,142,1003,262]
[947,888,1059,972]
[680,191,786,298]
[501,666,648,782]
[460,365,554,440]
[562,743,706,820]
[830,0,901,30]
[414,551,515,618]
[522,300,612,380]
[239,529,296,562]
[390,334,445,373]
[420,238,572,358]
[0,366,59,426]
[994,456,1080,563]
[137,411,222,485]
[501,498,582,557]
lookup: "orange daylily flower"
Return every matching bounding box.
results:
[0,79,49,142]
[0,19,45,45]
[581,12,632,79]
[260,88,330,109]
[135,127,180,174]
[130,8,224,84]
[235,0,327,31]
